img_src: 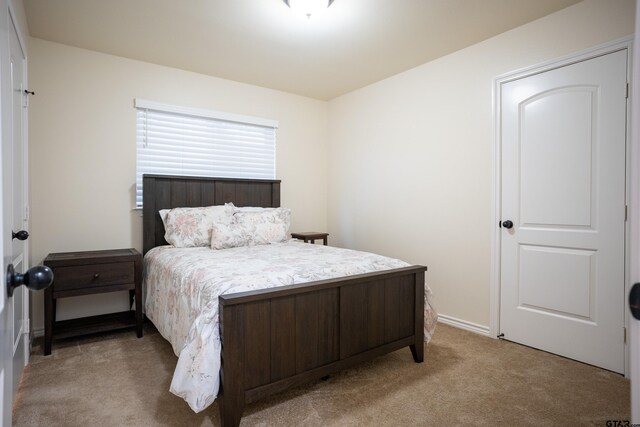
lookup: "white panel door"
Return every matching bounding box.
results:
[1,7,29,424]
[0,0,12,424]
[629,1,640,421]
[8,12,27,398]
[500,50,627,373]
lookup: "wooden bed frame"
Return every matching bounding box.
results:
[142,174,427,427]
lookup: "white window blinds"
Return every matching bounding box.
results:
[135,99,277,207]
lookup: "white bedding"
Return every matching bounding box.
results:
[144,240,437,412]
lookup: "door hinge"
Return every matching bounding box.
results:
[626,83,630,99]
[23,318,29,334]
[625,205,628,221]
[624,326,627,344]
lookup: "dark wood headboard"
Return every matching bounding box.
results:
[142,174,281,254]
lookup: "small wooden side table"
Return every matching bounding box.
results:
[291,232,329,245]
[43,248,143,355]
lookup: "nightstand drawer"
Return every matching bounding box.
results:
[53,261,135,291]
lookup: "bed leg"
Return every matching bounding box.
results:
[410,342,424,363]
[219,393,244,427]
[411,271,425,363]
[219,303,245,427]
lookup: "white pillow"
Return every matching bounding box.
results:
[233,206,276,213]
[210,223,252,250]
[161,204,234,247]
[159,209,170,223]
[234,207,291,245]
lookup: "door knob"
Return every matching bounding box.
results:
[6,264,53,297]
[12,230,29,240]
[630,283,640,320]
[501,220,514,229]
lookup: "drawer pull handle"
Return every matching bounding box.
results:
[93,273,100,279]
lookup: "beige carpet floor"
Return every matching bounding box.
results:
[13,323,629,426]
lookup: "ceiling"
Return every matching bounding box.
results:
[23,0,582,100]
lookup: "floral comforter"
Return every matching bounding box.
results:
[144,240,437,413]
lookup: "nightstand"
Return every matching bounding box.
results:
[42,248,143,355]
[291,232,329,245]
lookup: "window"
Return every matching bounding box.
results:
[135,99,277,207]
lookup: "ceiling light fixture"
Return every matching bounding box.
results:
[283,0,335,19]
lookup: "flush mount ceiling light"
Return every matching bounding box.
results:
[283,0,335,19]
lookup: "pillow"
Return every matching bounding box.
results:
[232,206,276,213]
[161,204,234,247]
[210,223,252,250]
[234,207,291,245]
[159,209,170,223]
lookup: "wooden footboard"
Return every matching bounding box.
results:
[218,265,427,427]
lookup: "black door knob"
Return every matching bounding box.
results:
[12,230,29,240]
[630,283,640,320]
[501,220,514,229]
[6,264,53,297]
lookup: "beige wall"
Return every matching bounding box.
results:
[28,39,328,330]
[327,0,636,328]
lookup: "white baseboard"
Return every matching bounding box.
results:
[437,314,492,337]
[31,316,491,339]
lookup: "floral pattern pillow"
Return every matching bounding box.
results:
[234,207,291,245]
[210,223,252,250]
[162,204,234,247]
[159,209,170,223]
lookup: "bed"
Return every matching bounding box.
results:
[142,174,436,426]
